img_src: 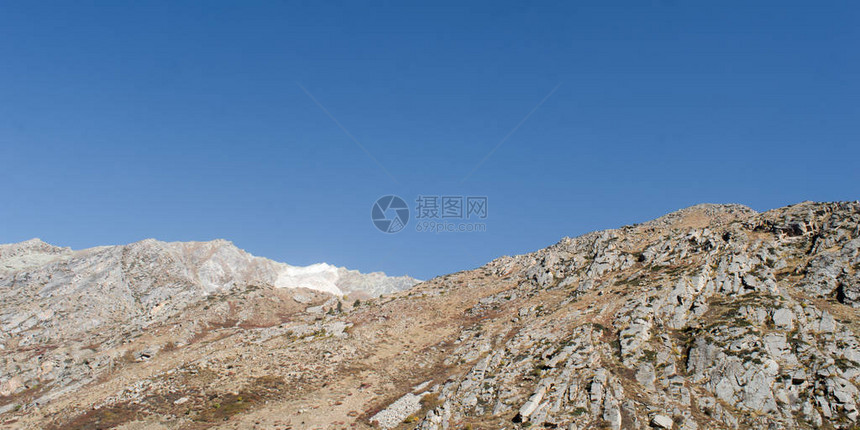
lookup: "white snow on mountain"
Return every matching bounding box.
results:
[274,262,342,296]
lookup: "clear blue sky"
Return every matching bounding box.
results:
[1,1,858,279]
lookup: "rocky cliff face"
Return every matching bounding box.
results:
[1,201,859,430]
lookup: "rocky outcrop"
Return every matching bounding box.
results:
[411,201,860,429]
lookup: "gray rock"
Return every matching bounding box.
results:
[651,414,674,429]
[772,308,795,330]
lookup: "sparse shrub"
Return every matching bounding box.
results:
[642,349,657,362]
[609,338,621,354]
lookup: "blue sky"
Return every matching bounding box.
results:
[1,1,858,279]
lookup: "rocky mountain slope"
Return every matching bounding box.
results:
[2,201,859,430]
[0,238,417,421]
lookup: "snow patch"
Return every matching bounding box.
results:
[274,263,344,296]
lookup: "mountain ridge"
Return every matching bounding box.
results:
[0,237,419,295]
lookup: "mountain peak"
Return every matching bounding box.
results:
[641,202,757,230]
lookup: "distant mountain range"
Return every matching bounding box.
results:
[0,238,417,344]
